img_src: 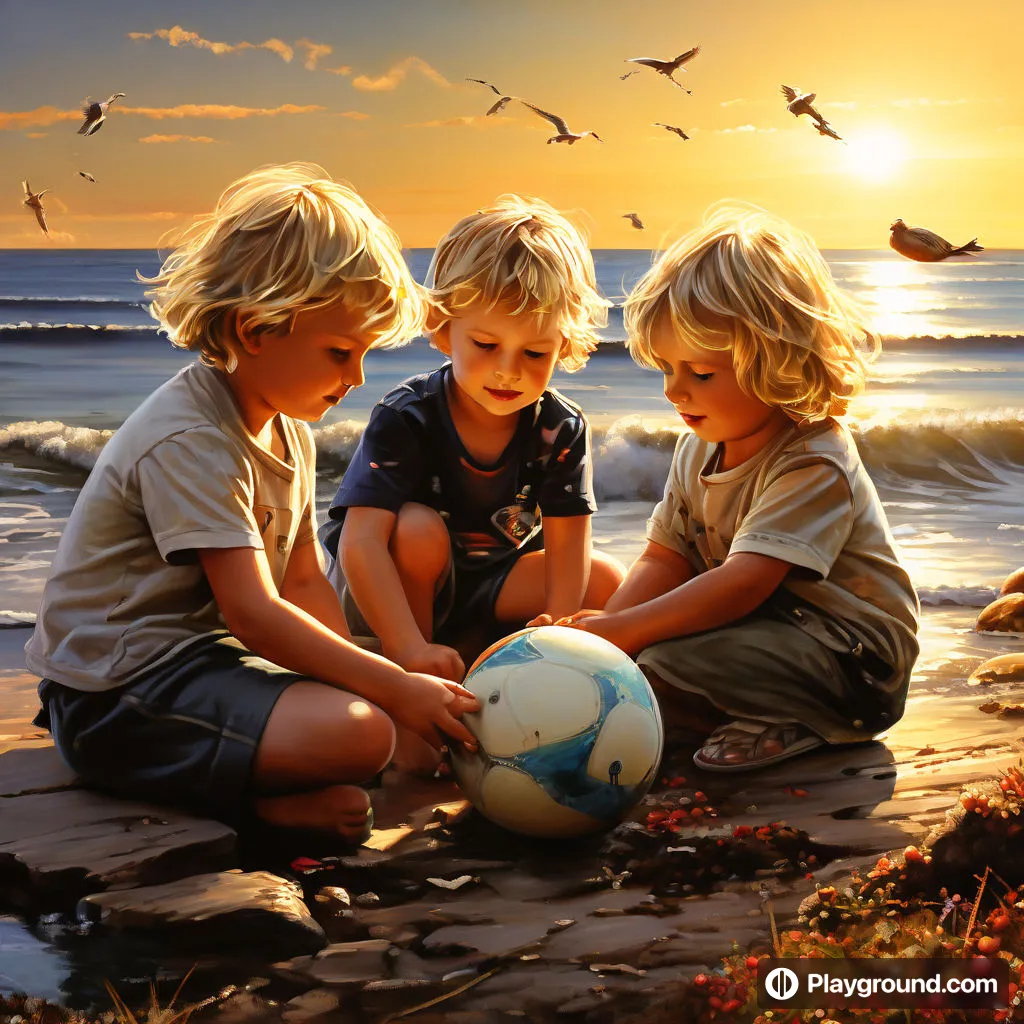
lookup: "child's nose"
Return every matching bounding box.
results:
[345,353,366,388]
[494,357,521,383]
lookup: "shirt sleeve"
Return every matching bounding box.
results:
[294,422,317,548]
[730,461,854,577]
[328,404,425,515]
[536,411,597,517]
[645,435,696,561]
[136,431,262,562]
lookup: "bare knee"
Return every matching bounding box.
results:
[585,552,627,608]
[391,503,450,583]
[256,682,396,789]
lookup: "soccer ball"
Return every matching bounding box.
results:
[448,625,664,838]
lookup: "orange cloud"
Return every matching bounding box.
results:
[139,134,217,143]
[128,25,294,62]
[0,107,80,130]
[296,38,332,70]
[407,115,511,128]
[352,57,451,92]
[1,103,324,131]
[26,132,47,139]
[335,111,372,120]
[119,103,325,120]
[327,65,353,76]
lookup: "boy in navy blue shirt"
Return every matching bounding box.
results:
[320,196,625,704]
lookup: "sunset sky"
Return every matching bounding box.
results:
[2,0,1021,249]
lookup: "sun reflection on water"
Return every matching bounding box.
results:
[854,259,952,338]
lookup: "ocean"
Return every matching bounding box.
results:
[1,248,1023,628]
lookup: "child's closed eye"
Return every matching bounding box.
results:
[524,350,548,360]
[691,370,714,382]
[331,348,351,362]
[472,340,497,352]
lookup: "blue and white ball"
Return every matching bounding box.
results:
[448,625,664,838]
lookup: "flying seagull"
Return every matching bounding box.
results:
[889,219,984,262]
[78,170,96,182]
[519,101,603,144]
[623,213,645,230]
[78,92,126,136]
[780,85,826,125]
[653,122,690,140]
[619,70,640,81]
[466,78,515,116]
[625,46,700,93]
[814,121,843,142]
[22,181,49,236]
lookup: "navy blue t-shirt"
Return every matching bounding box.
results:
[320,364,596,573]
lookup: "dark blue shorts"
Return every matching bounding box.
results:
[340,532,544,649]
[33,633,302,824]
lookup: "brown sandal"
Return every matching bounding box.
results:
[693,720,823,772]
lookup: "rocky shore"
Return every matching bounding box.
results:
[2,613,1024,1022]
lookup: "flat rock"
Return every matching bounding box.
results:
[79,869,325,956]
[0,786,236,905]
[0,745,78,796]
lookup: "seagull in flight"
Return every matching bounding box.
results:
[653,122,690,140]
[78,92,126,136]
[520,102,603,144]
[625,47,700,93]
[814,121,844,142]
[78,170,96,182]
[780,85,826,125]
[619,70,640,81]
[622,213,645,230]
[889,219,984,262]
[22,181,49,236]
[466,78,515,116]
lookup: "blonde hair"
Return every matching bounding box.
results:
[426,194,610,372]
[143,162,426,371]
[624,201,879,421]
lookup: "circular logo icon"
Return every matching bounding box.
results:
[765,967,799,1001]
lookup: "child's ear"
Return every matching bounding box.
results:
[427,309,452,356]
[231,310,263,355]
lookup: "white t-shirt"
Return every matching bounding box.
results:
[646,420,919,679]
[25,362,316,691]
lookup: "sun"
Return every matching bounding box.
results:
[841,128,908,182]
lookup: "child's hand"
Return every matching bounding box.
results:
[395,642,465,683]
[555,610,636,655]
[555,609,605,628]
[526,613,554,627]
[399,673,481,752]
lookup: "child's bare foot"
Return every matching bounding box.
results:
[255,784,372,842]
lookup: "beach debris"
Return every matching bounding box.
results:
[519,101,603,144]
[625,46,700,93]
[969,653,1024,687]
[465,77,515,116]
[889,219,985,262]
[653,121,690,140]
[619,69,640,80]
[589,963,647,976]
[976,593,1024,633]
[426,873,475,890]
[622,212,645,230]
[78,170,97,182]
[780,84,827,124]
[21,180,49,236]
[78,92,126,136]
